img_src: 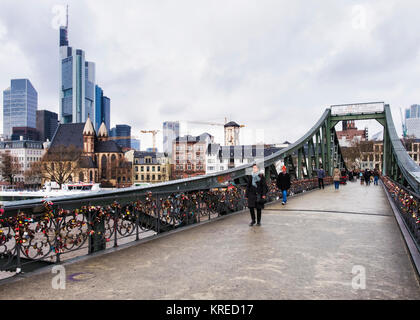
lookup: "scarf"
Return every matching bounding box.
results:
[251,172,261,187]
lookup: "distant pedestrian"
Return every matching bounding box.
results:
[333,167,341,190]
[373,169,380,186]
[364,170,371,186]
[315,166,325,189]
[245,164,268,226]
[276,165,291,205]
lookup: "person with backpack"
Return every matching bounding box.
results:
[276,165,291,205]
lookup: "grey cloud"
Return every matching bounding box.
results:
[0,0,416,144]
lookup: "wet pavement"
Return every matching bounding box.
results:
[0,181,419,299]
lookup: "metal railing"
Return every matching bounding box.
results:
[381,176,420,249]
[0,177,332,275]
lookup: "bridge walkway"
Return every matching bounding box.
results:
[0,181,419,299]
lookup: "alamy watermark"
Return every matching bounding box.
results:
[351,265,366,290]
[51,265,66,290]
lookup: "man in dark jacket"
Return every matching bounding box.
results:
[276,165,291,205]
[245,164,268,226]
[315,166,325,189]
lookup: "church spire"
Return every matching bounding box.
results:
[83,115,95,136]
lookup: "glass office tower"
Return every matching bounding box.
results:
[405,105,420,138]
[94,85,111,131]
[110,125,131,149]
[163,121,180,156]
[3,79,38,138]
[59,19,95,125]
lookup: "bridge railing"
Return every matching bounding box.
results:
[381,176,420,249]
[0,177,332,275]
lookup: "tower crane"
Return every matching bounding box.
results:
[140,130,160,152]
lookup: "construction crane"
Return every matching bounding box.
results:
[140,130,160,152]
[186,120,245,128]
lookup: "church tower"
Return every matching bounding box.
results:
[83,116,95,155]
[98,122,108,142]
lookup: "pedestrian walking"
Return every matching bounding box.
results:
[373,169,379,186]
[364,169,371,186]
[333,167,341,190]
[315,166,325,189]
[276,165,291,205]
[245,164,268,226]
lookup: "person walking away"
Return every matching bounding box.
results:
[360,171,364,185]
[373,169,380,186]
[276,165,291,205]
[333,167,341,190]
[348,170,353,182]
[364,169,371,186]
[245,164,268,226]
[316,166,325,189]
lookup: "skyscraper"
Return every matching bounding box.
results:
[3,79,38,138]
[94,85,111,131]
[36,110,59,142]
[405,104,420,138]
[59,8,95,125]
[110,124,131,149]
[131,139,141,150]
[163,121,180,156]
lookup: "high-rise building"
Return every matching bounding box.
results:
[3,79,38,138]
[94,85,111,131]
[59,9,95,125]
[405,105,420,138]
[11,127,39,141]
[131,138,141,151]
[110,124,131,149]
[163,121,180,156]
[36,110,59,142]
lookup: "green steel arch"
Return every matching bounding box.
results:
[2,102,420,214]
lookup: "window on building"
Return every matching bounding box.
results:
[135,174,138,180]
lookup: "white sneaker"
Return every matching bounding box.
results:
[282,202,285,205]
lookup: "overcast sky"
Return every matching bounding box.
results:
[0,0,417,149]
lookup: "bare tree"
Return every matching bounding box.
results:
[40,145,82,188]
[0,151,22,184]
[24,161,43,185]
[341,140,374,170]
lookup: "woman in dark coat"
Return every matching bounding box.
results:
[245,164,268,226]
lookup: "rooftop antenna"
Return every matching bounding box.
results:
[66,4,69,29]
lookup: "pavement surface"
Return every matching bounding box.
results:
[0,181,419,299]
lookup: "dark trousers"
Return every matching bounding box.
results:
[318,178,324,189]
[249,207,262,223]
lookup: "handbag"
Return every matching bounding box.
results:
[256,193,266,204]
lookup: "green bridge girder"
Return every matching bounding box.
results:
[2,103,420,216]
